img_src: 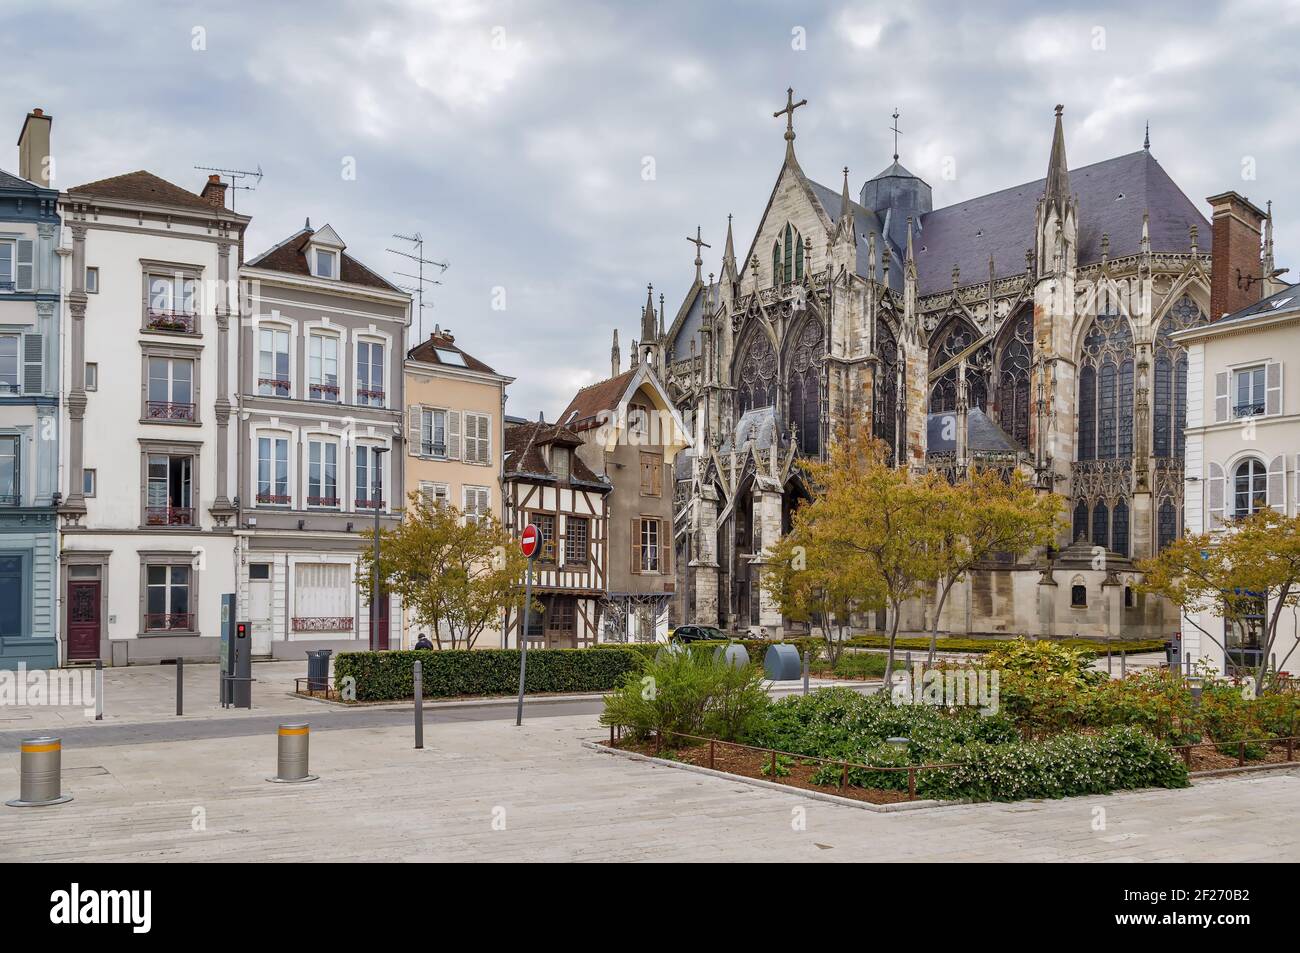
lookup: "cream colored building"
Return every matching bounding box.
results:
[1178,280,1300,676]
[403,325,512,648]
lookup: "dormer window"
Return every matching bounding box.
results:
[312,248,338,279]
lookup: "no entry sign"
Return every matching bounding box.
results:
[520,523,541,559]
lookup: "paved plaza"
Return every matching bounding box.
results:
[1,660,1296,862]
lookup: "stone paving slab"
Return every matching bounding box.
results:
[2,712,1296,862]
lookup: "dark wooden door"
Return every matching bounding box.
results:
[67,580,101,661]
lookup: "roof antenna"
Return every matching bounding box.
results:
[193,163,263,212]
[388,232,449,347]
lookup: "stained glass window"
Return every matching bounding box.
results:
[1153,294,1207,458]
[1072,499,1089,542]
[929,319,989,413]
[1157,499,1178,551]
[1078,310,1134,460]
[873,319,899,457]
[788,319,824,456]
[1112,498,1129,557]
[996,309,1032,447]
[736,329,777,418]
[1092,500,1109,551]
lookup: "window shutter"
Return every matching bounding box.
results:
[1268,454,1286,513]
[1214,371,1229,422]
[1208,462,1225,529]
[15,240,34,292]
[407,405,422,456]
[447,411,462,461]
[22,333,42,394]
[1266,361,1283,416]
[480,415,491,465]
[630,517,640,574]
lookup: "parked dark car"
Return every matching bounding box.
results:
[670,624,729,643]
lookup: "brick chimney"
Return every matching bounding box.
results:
[200,174,228,210]
[1207,191,1267,319]
[16,108,52,187]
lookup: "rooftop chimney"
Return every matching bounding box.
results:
[17,108,52,188]
[200,173,228,210]
[1207,191,1267,319]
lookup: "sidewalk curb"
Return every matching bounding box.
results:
[582,740,968,814]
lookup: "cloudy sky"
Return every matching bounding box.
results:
[3,0,1297,418]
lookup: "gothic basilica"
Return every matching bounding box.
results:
[629,92,1280,641]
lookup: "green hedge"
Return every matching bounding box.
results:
[333,648,645,702]
[844,635,1166,654]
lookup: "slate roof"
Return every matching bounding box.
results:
[910,150,1208,297]
[0,168,45,191]
[805,177,904,292]
[926,407,1022,455]
[1211,282,1300,327]
[66,170,218,212]
[503,421,608,488]
[557,368,637,431]
[407,330,498,375]
[246,227,402,292]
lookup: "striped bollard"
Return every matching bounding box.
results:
[267,723,318,783]
[6,737,74,807]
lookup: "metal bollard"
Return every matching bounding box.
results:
[1120,649,1127,677]
[267,723,318,783]
[94,659,103,721]
[176,656,184,716]
[414,660,424,750]
[801,650,809,696]
[6,737,73,807]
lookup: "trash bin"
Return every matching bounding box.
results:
[1164,639,1180,671]
[714,643,751,669]
[764,643,801,681]
[306,649,333,693]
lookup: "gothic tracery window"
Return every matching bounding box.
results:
[873,318,900,457]
[995,308,1033,447]
[928,319,989,413]
[1153,294,1207,459]
[1077,309,1135,460]
[788,318,824,456]
[735,328,777,418]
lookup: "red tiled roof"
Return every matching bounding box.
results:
[66,170,219,212]
[407,331,498,375]
[557,368,636,431]
[246,228,402,292]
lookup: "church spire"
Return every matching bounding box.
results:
[1144,121,1150,151]
[641,283,656,342]
[721,213,738,283]
[611,328,620,378]
[1044,105,1070,211]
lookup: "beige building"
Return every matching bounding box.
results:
[1177,214,1297,674]
[558,333,690,641]
[403,325,512,648]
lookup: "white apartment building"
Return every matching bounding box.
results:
[58,170,247,664]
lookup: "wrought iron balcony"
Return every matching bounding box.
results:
[0,493,19,506]
[420,442,447,457]
[292,616,354,632]
[145,612,193,631]
[1233,401,1265,418]
[357,387,385,405]
[145,505,194,526]
[146,400,196,421]
[0,281,14,292]
[145,310,197,333]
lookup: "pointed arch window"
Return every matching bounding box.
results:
[1072,499,1089,542]
[788,319,824,456]
[1077,310,1135,460]
[1153,294,1207,459]
[1092,500,1110,551]
[929,320,989,413]
[1157,498,1178,551]
[772,223,804,287]
[1112,498,1129,557]
[873,319,900,458]
[995,309,1033,448]
[735,329,777,419]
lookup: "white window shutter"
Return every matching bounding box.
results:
[22,333,42,394]
[419,481,434,508]
[1266,361,1283,416]
[479,414,491,465]
[1214,371,1229,422]
[447,411,462,461]
[406,405,421,456]
[1208,462,1225,529]
[1268,454,1286,513]
[15,240,34,292]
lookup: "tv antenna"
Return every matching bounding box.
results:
[388,232,448,343]
[193,163,263,211]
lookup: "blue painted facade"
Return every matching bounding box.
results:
[0,168,59,669]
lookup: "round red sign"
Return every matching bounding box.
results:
[520,523,540,559]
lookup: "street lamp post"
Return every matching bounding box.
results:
[370,446,390,652]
